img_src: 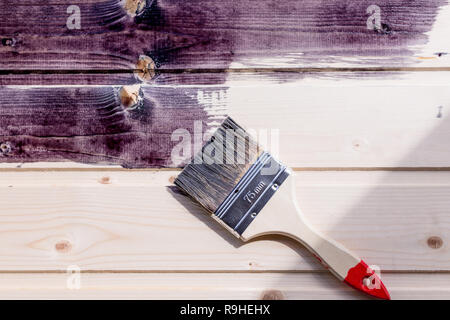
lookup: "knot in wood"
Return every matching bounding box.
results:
[0,142,11,155]
[135,55,156,82]
[119,85,143,109]
[427,236,443,249]
[375,23,392,35]
[55,240,72,253]
[99,176,111,184]
[261,290,284,300]
[123,0,148,17]
[1,38,16,47]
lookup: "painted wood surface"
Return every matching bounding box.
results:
[0,0,449,85]
[0,273,448,300]
[1,74,449,168]
[0,170,447,272]
[0,85,225,167]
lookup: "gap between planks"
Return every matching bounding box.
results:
[0,273,449,300]
[0,270,449,274]
[2,67,450,74]
[2,167,450,172]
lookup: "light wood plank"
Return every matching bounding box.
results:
[0,170,448,271]
[0,272,448,300]
[228,73,450,168]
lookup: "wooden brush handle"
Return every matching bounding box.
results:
[240,174,390,299]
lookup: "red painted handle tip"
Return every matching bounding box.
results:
[344,260,391,300]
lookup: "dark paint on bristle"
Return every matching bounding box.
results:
[174,117,263,213]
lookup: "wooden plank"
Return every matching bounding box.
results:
[1,73,450,168]
[0,85,226,168]
[0,170,448,271]
[228,74,450,168]
[0,0,449,85]
[0,272,448,300]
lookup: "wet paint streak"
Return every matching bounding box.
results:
[223,0,449,71]
[0,86,226,168]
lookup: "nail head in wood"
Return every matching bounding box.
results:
[427,236,443,249]
[352,138,368,151]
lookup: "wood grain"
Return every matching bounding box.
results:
[0,0,449,85]
[0,272,448,300]
[0,170,448,271]
[0,85,225,167]
[228,75,450,168]
[1,74,449,168]
[1,0,449,300]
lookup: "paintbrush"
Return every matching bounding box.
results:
[174,117,390,299]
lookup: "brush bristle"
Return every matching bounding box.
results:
[174,117,262,213]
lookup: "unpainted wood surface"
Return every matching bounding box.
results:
[0,272,448,300]
[0,170,448,272]
[228,75,450,168]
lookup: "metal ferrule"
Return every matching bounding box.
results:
[214,152,290,235]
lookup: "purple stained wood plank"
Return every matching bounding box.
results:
[0,0,448,167]
[0,0,448,85]
[0,85,226,167]
[0,0,229,78]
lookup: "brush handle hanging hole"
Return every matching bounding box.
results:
[272,184,279,190]
[251,212,257,219]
